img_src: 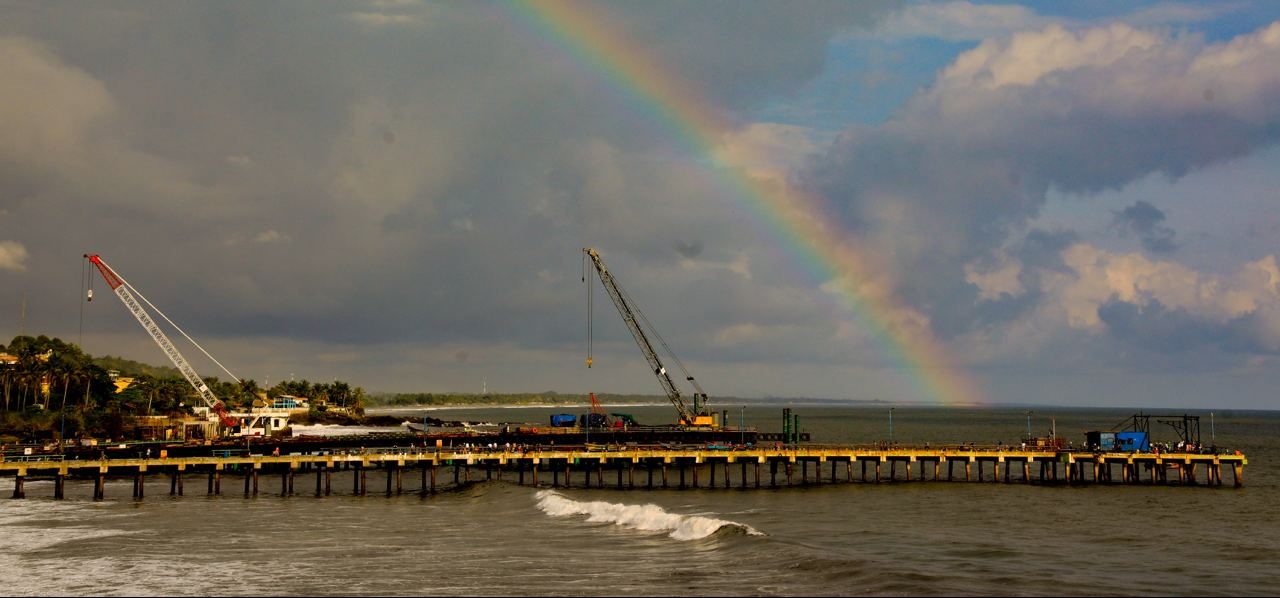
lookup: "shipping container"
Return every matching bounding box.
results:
[1084,431,1117,450]
[549,414,577,427]
[1115,431,1150,451]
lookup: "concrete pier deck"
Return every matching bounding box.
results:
[1,445,1246,499]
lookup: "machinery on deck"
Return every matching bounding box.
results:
[582,248,715,427]
[85,254,239,429]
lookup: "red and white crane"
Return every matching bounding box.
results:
[85,253,239,428]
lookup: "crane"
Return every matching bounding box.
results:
[582,248,714,427]
[84,254,239,428]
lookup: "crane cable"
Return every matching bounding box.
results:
[108,267,241,384]
[79,257,92,347]
[583,252,593,368]
[614,277,705,399]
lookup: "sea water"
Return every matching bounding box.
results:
[1,405,1276,596]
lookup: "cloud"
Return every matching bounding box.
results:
[1097,297,1280,355]
[253,230,290,244]
[3,3,1279,404]
[0,241,29,271]
[871,1,1058,41]
[998,244,1280,362]
[805,20,1280,341]
[673,240,704,259]
[712,123,822,179]
[868,1,1238,42]
[1112,201,1179,253]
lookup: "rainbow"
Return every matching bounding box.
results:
[506,0,986,406]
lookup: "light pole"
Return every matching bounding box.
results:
[888,407,895,445]
[740,406,745,446]
[1025,410,1033,440]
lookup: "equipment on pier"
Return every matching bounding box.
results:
[84,254,239,428]
[582,248,714,427]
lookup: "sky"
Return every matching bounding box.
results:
[2,1,1279,409]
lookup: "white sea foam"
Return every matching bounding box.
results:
[290,424,404,437]
[534,490,763,541]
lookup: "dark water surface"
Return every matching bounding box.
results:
[2,405,1276,596]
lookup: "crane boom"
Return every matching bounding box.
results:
[85,254,237,428]
[583,248,710,426]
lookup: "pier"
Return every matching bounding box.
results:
[0,446,1246,499]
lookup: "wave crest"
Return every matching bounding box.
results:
[534,490,763,541]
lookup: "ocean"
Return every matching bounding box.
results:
[2,404,1276,596]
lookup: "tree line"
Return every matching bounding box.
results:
[0,334,365,442]
[368,391,664,407]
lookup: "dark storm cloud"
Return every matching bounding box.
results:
[1015,229,1078,273]
[0,1,897,361]
[673,240,704,259]
[605,1,899,113]
[1097,297,1278,356]
[1113,201,1179,254]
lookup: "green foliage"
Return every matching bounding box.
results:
[365,392,664,407]
[0,334,373,440]
[91,355,181,379]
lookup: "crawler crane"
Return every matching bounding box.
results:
[85,254,239,428]
[582,248,715,427]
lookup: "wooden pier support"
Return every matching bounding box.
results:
[54,472,65,499]
[11,474,24,499]
[94,472,105,500]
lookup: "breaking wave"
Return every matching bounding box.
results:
[534,490,763,541]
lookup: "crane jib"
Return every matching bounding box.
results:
[87,254,229,426]
[114,285,218,406]
[584,248,703,426]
